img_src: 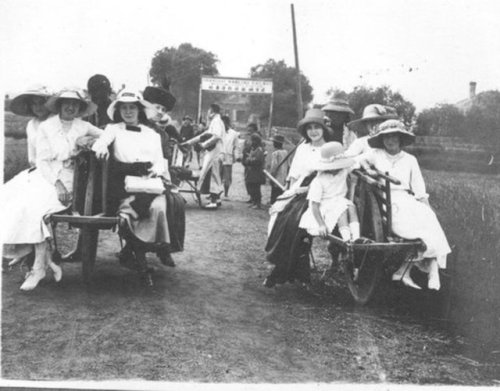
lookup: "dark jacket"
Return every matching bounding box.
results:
[243,146,265,184]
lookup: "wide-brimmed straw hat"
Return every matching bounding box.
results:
[107,90,154,120]
[347,104,398,130]
[315,142,355,171]
[368,119,415,149]
[10,85,52,116]
[322,98,354,115]
[297,108,328,138]
[45,89,97,117]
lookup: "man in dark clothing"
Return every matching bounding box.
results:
[179,115,195,165]
[322,98,356,146]
[86,74,113,128]
[241,123,262,203]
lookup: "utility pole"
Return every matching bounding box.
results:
[291,3,303,120]
[197,64,203,123]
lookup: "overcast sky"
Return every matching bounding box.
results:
[1,0,499,111]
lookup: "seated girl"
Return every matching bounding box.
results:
[299,142,359,241]
[359,119,451,290]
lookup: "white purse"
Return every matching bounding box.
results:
[124,176,165,194]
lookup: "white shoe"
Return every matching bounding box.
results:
[20,269,46,291]
[428,263,441,290]
[401,274,421,290]
[49,262,63,282]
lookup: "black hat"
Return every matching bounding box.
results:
[143,76,176,111]
[143,86,176,111]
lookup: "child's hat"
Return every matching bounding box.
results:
[315,142,355,171]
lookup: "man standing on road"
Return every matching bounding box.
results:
[241,123,262,203]
[183,104,225,209]
[220,115,239,200]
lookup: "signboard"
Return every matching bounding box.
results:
[201,76,273,94]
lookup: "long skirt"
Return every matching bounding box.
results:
[198,151,223,195]
[264,192,312,285]
[1,169,66,258]
[119,194,170,246]
[165,190,186,253]
[391,191,451,268]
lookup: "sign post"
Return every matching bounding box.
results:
[197,76,273,133]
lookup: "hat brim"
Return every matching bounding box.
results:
[45,94,97,118]
[106,98,154,120]
[367,129,415,149]
[10,93,51,116]
[297,117,328,138]
[347,114,399,128]
[322,104,354,115]
[315,157,355,171]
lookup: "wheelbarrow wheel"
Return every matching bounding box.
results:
[343,186,385,305]
[80,227,98,284]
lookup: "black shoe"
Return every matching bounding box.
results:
[158,249,175,267]
[118,248,139,271]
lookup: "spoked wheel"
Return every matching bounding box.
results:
[342,185,385,305]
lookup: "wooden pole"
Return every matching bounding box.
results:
[197,64,203,123]
[267,89,274,139]
[291,4,303,120]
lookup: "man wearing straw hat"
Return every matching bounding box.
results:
[322,97,356,148]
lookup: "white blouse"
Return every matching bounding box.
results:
[287,142,322,184]
[92,123,165,177]
[359,149,428,199]
[36,115,102,189]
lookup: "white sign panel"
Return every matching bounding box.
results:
[201,77,273,94]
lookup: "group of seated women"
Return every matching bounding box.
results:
[264,101,451,291]
[2,83,185,291]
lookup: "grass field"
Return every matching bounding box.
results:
[3,113,500,356]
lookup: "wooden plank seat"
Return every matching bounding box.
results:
[49,151,119,282]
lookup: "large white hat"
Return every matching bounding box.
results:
[106,89,154,120]
[45,89,97,117]
[315,142,355,171]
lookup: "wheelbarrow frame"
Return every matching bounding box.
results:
[326,169,424,305]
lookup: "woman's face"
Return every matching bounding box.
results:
[31,96,49,119]
[305,123,324,143]
[59,99,81,121]
[120,102,140,125]
[383,133,401,155]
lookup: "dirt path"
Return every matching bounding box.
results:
[2,163,498,384]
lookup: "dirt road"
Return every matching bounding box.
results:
[1,163,498,384]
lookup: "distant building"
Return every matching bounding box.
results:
[455,81,477,112]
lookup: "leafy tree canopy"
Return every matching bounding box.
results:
[249,59,313,128]
[149,43,219,117]
[327,85,416,127]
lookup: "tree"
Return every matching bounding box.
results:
[414,104,466,136]
[327,85,416,127]
[149,43,219,117]
[249,59,313,128]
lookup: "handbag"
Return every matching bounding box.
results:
[124,176,165,194]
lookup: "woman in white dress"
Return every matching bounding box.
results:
[264,108,336,288]
[359,119,451,290]
[92,90,174,276]
[2,89,102,290]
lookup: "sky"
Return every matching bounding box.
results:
[1,0,500,111]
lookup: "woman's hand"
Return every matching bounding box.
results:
[318,224,329,239]
[94,145,109,160]
[55,180,71,206]
[76,135,97,151]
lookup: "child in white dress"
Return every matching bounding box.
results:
[299,142,359,241]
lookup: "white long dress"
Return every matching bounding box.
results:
[1,116,102,256]
[198,114,225,195]
[360,149,451,268]
[92,123,170,244]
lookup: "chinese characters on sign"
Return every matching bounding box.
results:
[201,77,273,94]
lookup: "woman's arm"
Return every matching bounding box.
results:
[92,124,116,159]
[311,201,329,238]
[409,155,429,202]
